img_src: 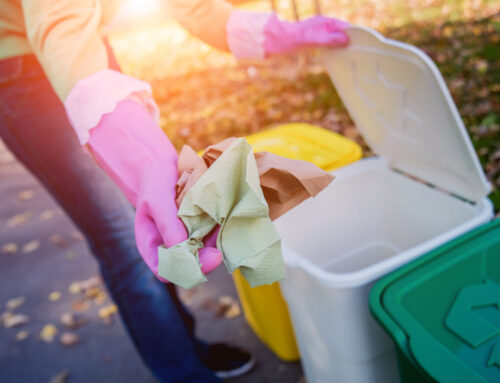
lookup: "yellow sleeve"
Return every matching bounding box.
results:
[168,0,233,51]
[21,0,109,101]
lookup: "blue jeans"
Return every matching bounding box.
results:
[0,54,220,383]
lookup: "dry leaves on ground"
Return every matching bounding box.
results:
[71,300,91,312]
[6,296,25,310]
[39,324,58,343]
[39,210,55,221]
[6,211,32,228]
[59,331,80,347]
[99,304,118,326]
[201,295,241,319]
[69,231,84,241]
[219,296,242,319]
[98,304,118,319]
[21,240,41,254]
[111,6,499,211]
[68,276,101,295]
[49,291,62,302]
[60,312,89,330]
[85,287,107,305]
[1,312,30,328]
[15,330,30,341]
[1,243,18,255]
[17,190,34,201]
[67,276,109,314]
[49,235,68,248]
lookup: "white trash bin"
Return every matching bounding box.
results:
[274,26,494,383]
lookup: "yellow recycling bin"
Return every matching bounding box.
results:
[234,123,362,361]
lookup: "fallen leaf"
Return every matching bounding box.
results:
[85,287,101,299]
[18,190,35,201]
[79,276,101,290]
[98,304,118,319]
[15,330,30,341]
[218,295,241,319]
[60,312,88,330]
[218,295,233,306]
[60,332,80,347]
[6,296,25,310]
[6,211,32,228]
[1,243,18,255]
[224,301,241,319]
[3,313,30,328]
[48,291,61,302]
[22,240,41,254]
[48,371,69,383]
[39,324,58,342]
[201,296,241,318]
[68,276,100,295]
[71,300,91,312]
[70,231,84,241]
[94,292,107,305]
[0,311,9,325]
[68,282,81,295]
[99,303,118,325]
[49,234,68,248]
[39,210,55,221]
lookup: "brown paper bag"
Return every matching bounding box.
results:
[176,137,334,220]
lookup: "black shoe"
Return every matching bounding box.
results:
[201,343,255,379]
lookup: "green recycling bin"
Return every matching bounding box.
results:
[370,219,500,383]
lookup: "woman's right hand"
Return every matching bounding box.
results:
[65,71,223,279]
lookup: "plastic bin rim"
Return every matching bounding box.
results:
[281,198,493,289]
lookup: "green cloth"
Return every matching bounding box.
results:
[158,138,285,289]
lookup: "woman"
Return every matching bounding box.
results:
[0,0,349,381]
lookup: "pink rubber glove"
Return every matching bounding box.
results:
[65,71,222,280]
[226,11,350,60]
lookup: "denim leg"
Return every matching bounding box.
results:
[0,55,219,383]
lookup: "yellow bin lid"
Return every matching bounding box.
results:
[245,123,362,172]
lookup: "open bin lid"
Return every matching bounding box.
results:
[321,26,491,202]
[370,219,500,382]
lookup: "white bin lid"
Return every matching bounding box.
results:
[321,26,491,202]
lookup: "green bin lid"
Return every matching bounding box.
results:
[370,219,500,383]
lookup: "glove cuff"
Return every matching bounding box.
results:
[226,10,273,60]
[64,69,159,144]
